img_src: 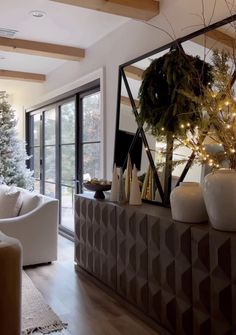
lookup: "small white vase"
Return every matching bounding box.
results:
[170,182,208,223]
[125,153,132,200]
[203,169,236,231]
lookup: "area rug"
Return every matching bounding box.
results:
[22,271,67,334]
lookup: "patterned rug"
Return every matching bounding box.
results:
[22,271,67,334]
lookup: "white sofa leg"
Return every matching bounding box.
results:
[0,232,22,335]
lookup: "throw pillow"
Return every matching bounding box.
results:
[0,188,23,219]
[19,192,43,216]
[0,184,10,195]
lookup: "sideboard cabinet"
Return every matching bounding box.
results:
[74,194,236,335]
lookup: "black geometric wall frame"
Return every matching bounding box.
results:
[113,13,236,207]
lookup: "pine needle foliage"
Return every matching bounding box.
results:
[138,45,213,139]
[0,98,34,189]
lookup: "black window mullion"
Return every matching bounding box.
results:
[82,140,101,145]
[57,103,62,224]
[55,104,61,201]
[25,113,32,169]
[41,112,45,194]
[79,85,101,191]
[77,93,83,193]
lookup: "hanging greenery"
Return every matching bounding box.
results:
[138,45,213,138]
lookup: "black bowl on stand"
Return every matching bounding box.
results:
[83,183,111,199]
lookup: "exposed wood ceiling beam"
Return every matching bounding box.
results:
[0,70,46,82]
[50,0,160,21]
[0,37,85,61]
[124,65,144,81]
[124,29,235,85]
[205,30,236,49]
[121,95,139,107]
[192,29,235,50]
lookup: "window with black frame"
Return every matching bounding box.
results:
[26,79,101,236]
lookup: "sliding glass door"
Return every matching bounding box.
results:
[81,90,101,180]
[44,108,56,198]
[27,80,101,237]
[60,100,76,232]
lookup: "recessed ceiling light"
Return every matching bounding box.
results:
[29,10,46,18]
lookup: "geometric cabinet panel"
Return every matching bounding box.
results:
[191,227,236,335]
[74,195,116,289]
[116,207,148,313]
[75,195,236,335]
[148,216,192,334]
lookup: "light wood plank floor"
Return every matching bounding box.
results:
[25,235,160,335]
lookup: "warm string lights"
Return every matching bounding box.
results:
[143,50,236,171]
[171,50,236,170]
[173,94,236,169]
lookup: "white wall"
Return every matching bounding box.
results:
[4,1,234,178]
[0,79,44,137]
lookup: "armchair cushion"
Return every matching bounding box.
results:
[0,184,11,195]
[19,192,42,216]
[0,187,59,266]
[0,188,23,219]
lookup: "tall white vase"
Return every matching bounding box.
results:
[118,167,127,203]
[170,182,208,223]
[203,169,236,231]
[110,164,119,202]
[129,165,142,205]
[125,153,132,200]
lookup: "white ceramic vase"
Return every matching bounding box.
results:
[170,182,208,223]
[203,169,236,231]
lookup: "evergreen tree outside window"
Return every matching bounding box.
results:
[0,94,34,190]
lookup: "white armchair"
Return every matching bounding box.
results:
[0,188,59,266]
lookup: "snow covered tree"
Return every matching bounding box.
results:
[0,94,34,190]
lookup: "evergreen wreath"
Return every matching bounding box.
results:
[138,44,213,138]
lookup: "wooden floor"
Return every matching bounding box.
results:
[25,235,160,335]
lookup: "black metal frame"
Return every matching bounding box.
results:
[114,14,236,206]
[25,79,101,237]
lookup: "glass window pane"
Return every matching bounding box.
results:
[61,101,75,144]
[34,180,40,193]
[61,145,75,186]
[33,114,40,146]
[83,143,100,180]
[45,183,56,198]
[83,92,101,142]
[45,146,56,182]
[45,109,56,145]
[61,185,74,231]
[33,147,40,179]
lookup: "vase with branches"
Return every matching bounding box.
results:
[181,49,236,170]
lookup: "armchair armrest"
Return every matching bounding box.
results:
[0,199,59,266]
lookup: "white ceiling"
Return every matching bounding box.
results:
[0,0,129,75]
[0,0,235,77]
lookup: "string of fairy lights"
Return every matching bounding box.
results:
[144,95,236,170]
